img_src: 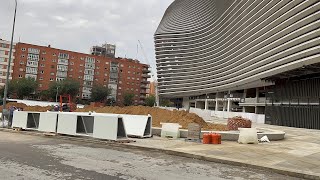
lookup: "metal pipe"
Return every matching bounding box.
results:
[2,0,17,128]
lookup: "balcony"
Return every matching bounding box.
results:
[140,84,148,89]
[142,74,151,78]
[142,68,151,73]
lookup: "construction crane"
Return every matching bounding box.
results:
[138,40,159,106]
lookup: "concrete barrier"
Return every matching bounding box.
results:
[12,111,40,130]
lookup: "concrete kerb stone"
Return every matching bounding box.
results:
[0,128,318,180]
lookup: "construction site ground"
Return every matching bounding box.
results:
[127,121,320,180]
[0,129,302,180]
[0,120,319,179]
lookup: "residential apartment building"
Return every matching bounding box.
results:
[13,42,150,105]
[90,43,116,58]
[155,0,320,129]
[0,39,15,87]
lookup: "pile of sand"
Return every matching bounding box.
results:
[1,102,228,130]
[0,102,52,112]
[76,106,228,130]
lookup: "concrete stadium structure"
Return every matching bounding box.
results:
[155,0,320,129]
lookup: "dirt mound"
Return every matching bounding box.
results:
[76,106,227,130]
[0,102,28,111]
[0,102,52,112]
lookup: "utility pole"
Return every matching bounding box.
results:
[2,0,17,127]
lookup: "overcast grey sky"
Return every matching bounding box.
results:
[0,0,173,79]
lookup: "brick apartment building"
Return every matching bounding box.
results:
[0,39,15,87]
[12,42,151,105]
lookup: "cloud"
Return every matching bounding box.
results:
[0,0,174,79]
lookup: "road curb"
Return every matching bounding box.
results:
[0,128,319,180]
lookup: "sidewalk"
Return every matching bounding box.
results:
[127,122,320,180]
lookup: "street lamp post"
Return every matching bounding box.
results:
[2,0,18,127]
[55,86,59,102]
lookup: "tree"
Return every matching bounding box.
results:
[0,81,15,98]
[90,84,111,103]
[160,99,174,107]
[123,93,134,106]
[48,78,80,100]
[10,77,38,99]
[145,95,156,107]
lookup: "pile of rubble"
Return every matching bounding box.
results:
[227,116,252,130]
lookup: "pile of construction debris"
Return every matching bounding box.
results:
[227,116,252,130]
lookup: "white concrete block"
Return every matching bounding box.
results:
[38,112,59,133]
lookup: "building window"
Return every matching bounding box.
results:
[50,78,54,81]
[118,87,122,89]
[78,76,82,79]
[70,68,73,71]
[21,55,25,58]
[40,70,44,74]
[70,62,74,65]
[21,48,26,51]
[39,77,43,80]
[50,72,54,75]
[96,72,99,75]
[51,65,55,68]
[137,78,139,80]
[20,61,24,65]
[80,57,84,60]
[129,65,131,68]
[105,62,109,64]
[127,77,130,79]
[119,81,122,84]
[39,84,42,87]
[136,89,138,91]
[18,75,23,78]
[80,64,83,66]
[42,51,46,54]
[118,92,121,95]
[40,64,45,67]
[96,66,100,69]
[69,75,73,77]
[96,60,100,63]
[128,71,131,74]
[52,59,56,62]
[19,68,23,71]
[53,53,56,56]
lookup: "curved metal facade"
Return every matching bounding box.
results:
[155,0,320,98]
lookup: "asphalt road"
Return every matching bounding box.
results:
[0,131,302,180]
